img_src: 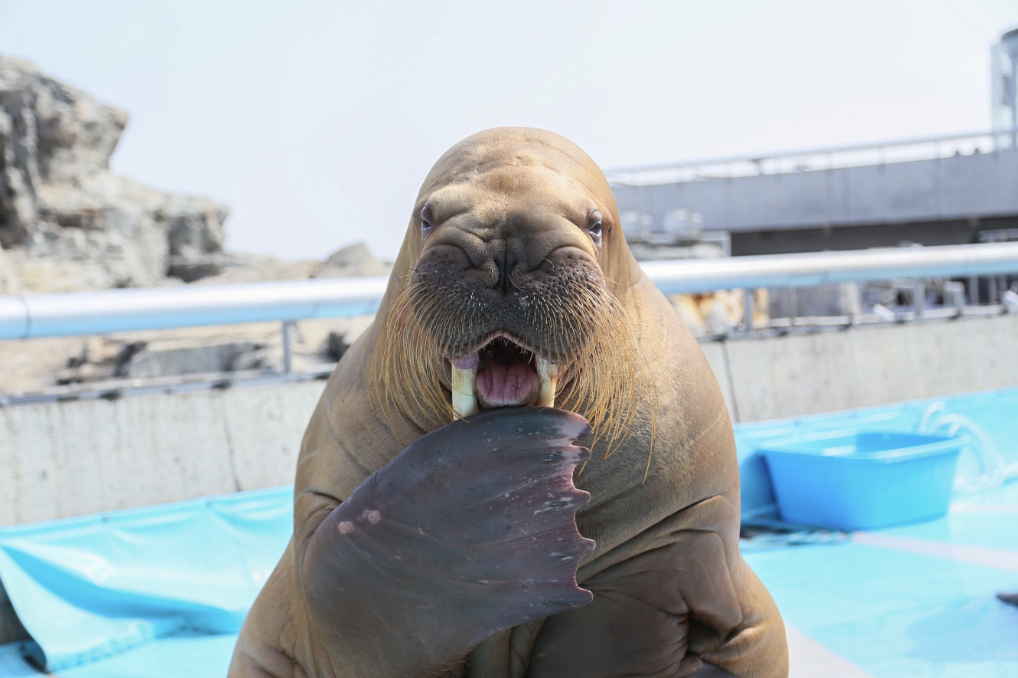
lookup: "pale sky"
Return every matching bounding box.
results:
[1,0,1016,260]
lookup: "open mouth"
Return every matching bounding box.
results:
[450,334,559,418]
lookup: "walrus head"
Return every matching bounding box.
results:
[373,128,651,456]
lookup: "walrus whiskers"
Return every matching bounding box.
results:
[371,277,655,464]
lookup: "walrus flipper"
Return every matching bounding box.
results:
[525,526,786,678]
[296,408,596,677]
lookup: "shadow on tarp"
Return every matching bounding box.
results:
[0,487,293,673]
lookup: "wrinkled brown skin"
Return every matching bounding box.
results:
[229,128,788,678]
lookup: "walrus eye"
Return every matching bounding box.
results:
[587,210,603,247]
[420,203,434,237]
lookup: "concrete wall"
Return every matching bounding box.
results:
[613,148,1018,234]
[0,381,325,526]
[712,314,1018,423]
[2,314,1017,526]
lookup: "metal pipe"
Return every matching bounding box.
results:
[640,242,1018,295]
[3,243,1018,341]
[0,276,389,340]
[0,296,28,339]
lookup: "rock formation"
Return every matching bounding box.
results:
[0,57,392,395]
[0,56,227,292]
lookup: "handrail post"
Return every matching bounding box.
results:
[282,321,295,374]
[944,281,965,316]
[742,288,755,332]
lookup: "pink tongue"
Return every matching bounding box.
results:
[477,360,540,406]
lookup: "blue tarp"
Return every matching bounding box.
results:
[1,387,1016,676]
[0,487,293,675]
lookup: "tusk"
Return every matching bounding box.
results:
[536,357,558,408]
[451,358,479,419]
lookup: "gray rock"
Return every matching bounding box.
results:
[0,55,229,290]
[124,341,267,379]
[231,345,275,372]
[0,243,19,293]
[55,336,278,384]
[0,57,401,390]
[194,259,321,285]
[315,242,391,278]
[55,337,137,385]
[0,56,127,247]
[191,243,391,285]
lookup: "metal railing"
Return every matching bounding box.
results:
[2,242,1018,342]
[0,276,389,340]
[2,242,1018,404]
[604,128,1018,186]
[640,241,1018,294]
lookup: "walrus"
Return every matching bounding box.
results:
[229,127,788,677]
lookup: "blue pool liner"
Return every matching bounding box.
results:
[0,386,1016,676]
[0,487,293,672]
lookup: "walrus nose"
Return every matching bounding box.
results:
[491,247,521,294]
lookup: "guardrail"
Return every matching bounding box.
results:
[1,242,1017,400]
[3,242,1018,343]
[604,128,1018,186]
[641,241,1018,294]
[0,276,389,340]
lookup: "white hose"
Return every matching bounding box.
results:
[917,403,1008,493]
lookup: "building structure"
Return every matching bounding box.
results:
[610,29,1018,261]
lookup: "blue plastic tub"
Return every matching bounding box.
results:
[758,431,962,531]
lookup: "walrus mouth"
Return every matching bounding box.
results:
[375,273,651,458]
[450,333,559,418]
